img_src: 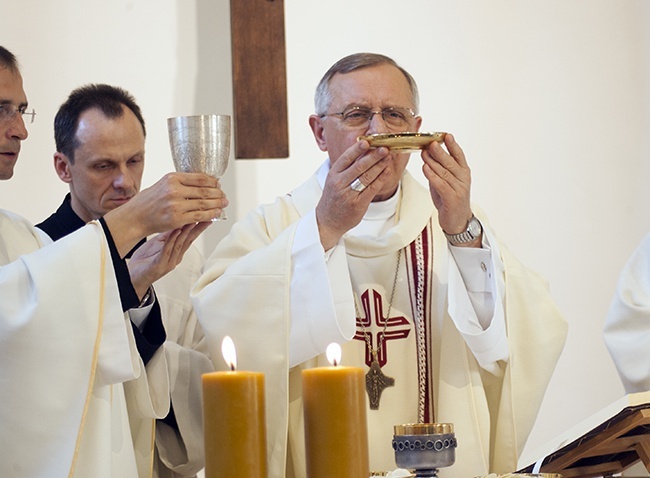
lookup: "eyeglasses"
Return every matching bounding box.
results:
[0,104,36,124]
[320,106,415,130]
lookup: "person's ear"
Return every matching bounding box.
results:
[414,115,422,132]
[54,152,73,184]
[308,114,328,152]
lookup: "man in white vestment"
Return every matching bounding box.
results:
[34,84,214,478]
[604,233,650,392]
[0,46,227,478]
[192,52,568,477]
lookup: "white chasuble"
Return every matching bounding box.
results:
[37,210,210,478]
[604,232,650,393]
[317,225,435,474]
[192,169,568,478]
[0,209,169,477]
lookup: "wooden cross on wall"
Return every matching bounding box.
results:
[230,0,289,159]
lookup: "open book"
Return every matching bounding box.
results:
[517,391,650,478]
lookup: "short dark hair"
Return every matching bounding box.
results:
[314,52,420,116]
[0,46,20,74]
[55,84,146,162]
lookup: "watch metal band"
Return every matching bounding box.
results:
[443,214,481,245]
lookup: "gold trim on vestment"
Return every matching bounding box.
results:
[147,419,156,478]
[68,221,106,477]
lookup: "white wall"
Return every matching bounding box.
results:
[2,0,650,466]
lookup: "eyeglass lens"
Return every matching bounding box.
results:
[341,107,412,129]
[0,105,36,124]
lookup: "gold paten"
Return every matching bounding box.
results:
[358,132,446,152]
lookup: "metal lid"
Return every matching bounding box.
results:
[393,423,454,435]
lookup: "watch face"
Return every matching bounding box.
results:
[468,218,482,237]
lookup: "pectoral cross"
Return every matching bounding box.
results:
[365,351,395,410]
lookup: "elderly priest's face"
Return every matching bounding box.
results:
[309,62,421,202]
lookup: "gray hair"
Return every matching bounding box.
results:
[314,52,419,116]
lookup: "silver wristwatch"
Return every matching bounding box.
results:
[443,214,482,245]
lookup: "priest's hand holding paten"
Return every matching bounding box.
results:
[315,139,392,250]
[421,133,482,249]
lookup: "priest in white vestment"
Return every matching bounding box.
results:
[0,46,226,478]
[35,84,214,478]
[604,232,650,392]
[192,53,568,478]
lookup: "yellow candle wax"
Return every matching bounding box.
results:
[302,344,369,478]
[202,370,267,478]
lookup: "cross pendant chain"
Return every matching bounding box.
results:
[365,352,395,410]
[356,249,401,410]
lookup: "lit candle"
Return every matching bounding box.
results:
[202,336,267,477]
[302,343,369,478]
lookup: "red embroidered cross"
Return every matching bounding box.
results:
[353,288,411,368]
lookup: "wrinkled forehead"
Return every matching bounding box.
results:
[0,67,27,107]
[328,64,416,110]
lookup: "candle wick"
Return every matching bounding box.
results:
[333,359,338,367]
[230,363,235,371]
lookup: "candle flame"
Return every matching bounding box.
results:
[222,336,237,371]
[326,342,342,366]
